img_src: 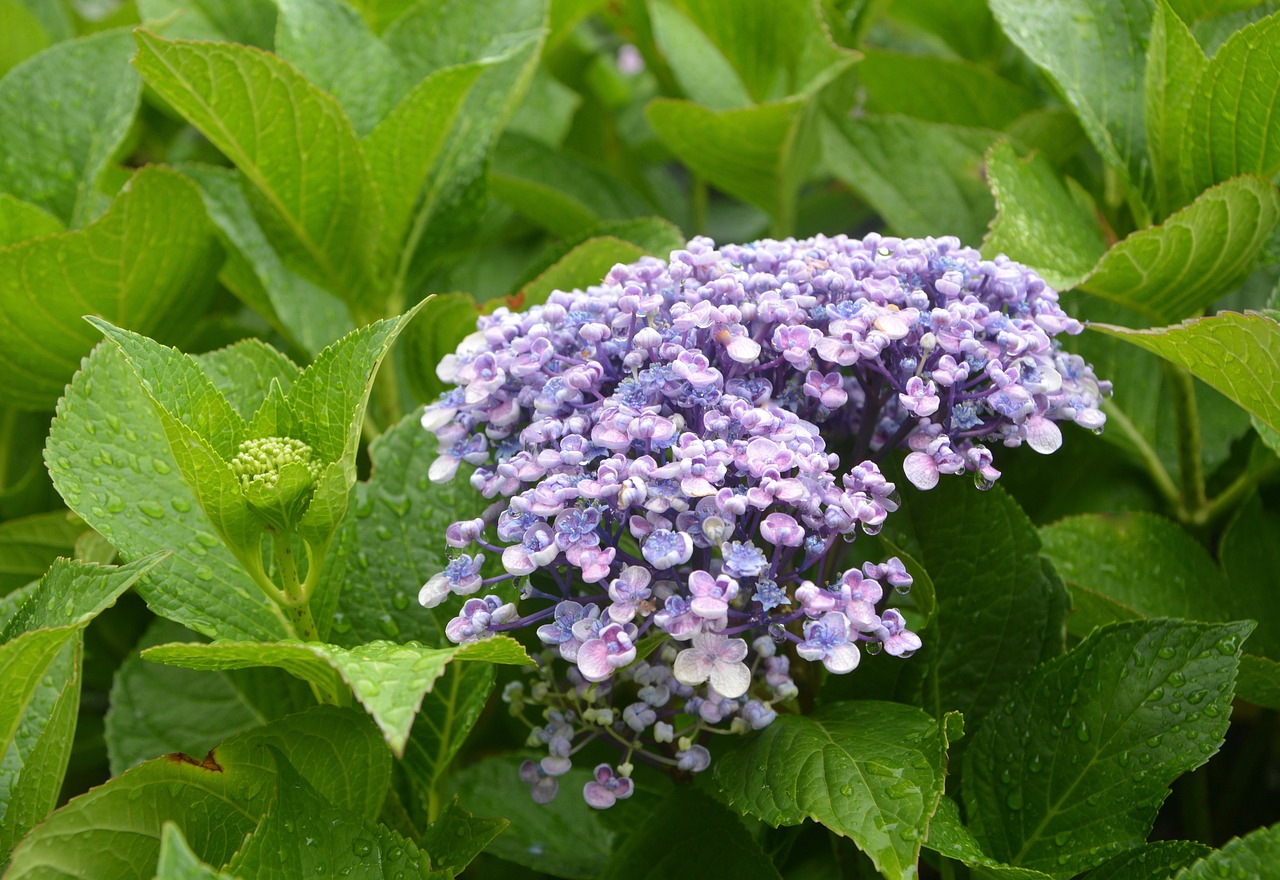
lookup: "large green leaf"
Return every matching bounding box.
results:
[133,31,383,309]
[599,786,782,880]
[988,0,1153,196]
[224,756,443,879]
[859,50,1036,129]
[1182,11,1280,195]
[648,96,815,226]
[105,619,313,774]
[449,754,616,879]
[647,0,752,109]
[1218,492,1280,659]
[400,662,495,820]
[141,637,533,756]
[923,797,1053,880]
[0,29,141,226]
[1084,841,1214,880]
[0,195,62,247]
[1171,822,1280,879]
[1,555,168,643]
[418,798,507,876]
[1079,176,1280,323]
[714,701,953,880]
[320,412,483,647]
[983,141,1107,291]
[153,824,240,880]
[894,481,1069,734]
[5,706,391,879]
[1145,1,1207,214]
[137,0,277,47]
[46,344,289,641]
[824,114,996,245]
[192,341,300,423]
[964,620,1251,877]
[0,168,221,411]
[1090,311,1280,433]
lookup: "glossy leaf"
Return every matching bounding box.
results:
[400,658,495,815]
[1090,312,1280,433]
[1145,1,1208,214]
[1171,822,1280,880]
[136,0,277,47]
[924,797,1053,880]
[0,194,62,247]
[0,29,141,226]
[1085,840,1214,880]
[133,32,383,308]
[0,168,221,411]
[715,701,952,880]
[153,822,241,880]
[964,620,1251,876]
[141,636,533,756]
[418,798,508,876]
[0,512,85,593]
[859,50,1037,130]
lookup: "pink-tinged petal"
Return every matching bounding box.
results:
[583,781,616,809]
[1024,415,1063,454]
[903,452,940,490]
[709,660,751,698]
[725,335,761,363]
[719,637,749,664]
[576,640,614,682]
[690,596,728,619]
[501,545,536,576]
[673,647,712,686]
[822,643,861,674]
[612,777,634,799]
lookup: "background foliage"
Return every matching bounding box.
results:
[0,0,1278,877]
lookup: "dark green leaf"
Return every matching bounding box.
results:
[0,167,221,411]
[1171,821,1280,880]
[401,662,495,814]
[1090,312,1280,433]
[988,0,1153,196]
[0,29,141,226]
[5,706,391,879]
[153,823,241,880]
[1084,840,1213,880]
[419,798,508,876]
[600,786,782,880]
[714,701,952,880]
[859,50,1037,129]
[105,618,313,774]
[449,754,616,879]
[1218,492,1280,659]
[133,31,383,308]
[1145,1,1207,215]
[983,140,1106,290]
[1182,11,1280,195]
[923,797,1053,880]
[46,344,289,641]
[1,554,167,642]
[141,636,533,756]
[516,236,649,309]
[824,114,996,244]
[964,620,1251,876]
[0,512,85,594]
[401,293,484,405]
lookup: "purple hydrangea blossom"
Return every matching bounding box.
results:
[419,234,1108,807]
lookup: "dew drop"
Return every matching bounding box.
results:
[1006,792,1023,810]
[171,498,192,513]
[138,500,165,519]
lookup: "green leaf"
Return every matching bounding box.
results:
[154,822,241,880]
[923,797,1053,880]
[0,29,141,226]
[0,167,222,411]
[5,705,391,879]
[1145,1,1207,215]
[963,620,1251,877]
[0,512,85,594]
[133,31,383,309]
[505,66,580,145]
[274,0,402,136]
[859,50,1037,129]
[1090,311,1280,433]
[141,636,533,756]
[648,96,816,225]
[1,554,168,642]
[988,0,1153,196]
[362,62,488,271]
[193,340,300,423]
[600,786,781,880]
[714,701,952,880]
[419,798,508,876]
[1171,822,1280,880]
[401,662,495,821]
[401,293,484,405]
[46,344,289,641]
[105,618,314,774]
[983,141,1107,291]
[0,0,49,78]
[1084,840,1214,880]
[1182,11,1280,195]
[886,0,1004,61]
[0,194,63,247]
[137,0,277,48]
[225,754,442,879]
[824,114,997,245]
[895,481,1069,733]
[449,754,616,879]
[179,162,356,358]
[491,133,652,238]
[1237,653,1280,710]
[645,0,856,105]
[1079,176,1280,323]
[516,236,649,309]
[1218,492,1280,659]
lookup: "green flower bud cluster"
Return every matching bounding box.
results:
[230,436,321,490]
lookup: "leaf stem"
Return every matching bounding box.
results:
[1191,459,1279,527]
[1101,399,1181,509]
[1166,363,1206,513]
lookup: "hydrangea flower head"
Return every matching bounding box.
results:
[418,234,1108,806]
